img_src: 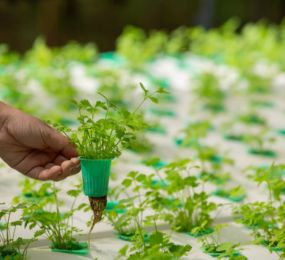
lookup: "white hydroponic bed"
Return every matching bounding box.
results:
[1,54,285,259]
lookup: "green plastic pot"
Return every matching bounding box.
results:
[80,158,112,197]
[202,247,240,258]
[224,134,244,142]
[261,240,282,252]
[117,233,149,242]
[51,242,89,255]
[106,201,126,214]
[147,125,167,135]
[187,227,214,238]
[248,148,277,158]
[278,129,285,136]
[149,108,175,117]
[212,189,246,203]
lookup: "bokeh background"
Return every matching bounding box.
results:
[1,0,285,52]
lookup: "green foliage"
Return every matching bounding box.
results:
[139,159,217,234]
[116,26,167,70]
[20,180,89,250]
[250,164,285,202]
[193,72,226,111]
[117,231,191,260]
[58,84,166,159]
[233,164,285,255]
[0,203,37,259]
[200,225,247,259]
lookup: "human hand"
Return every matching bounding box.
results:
[0,102,81,181]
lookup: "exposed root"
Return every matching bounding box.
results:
[88,196,107,246]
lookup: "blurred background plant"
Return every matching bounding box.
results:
[1,0,285,52]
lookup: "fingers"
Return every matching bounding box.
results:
[26,164,63,181]
[25,157,81,181]
[41,125,78,159]
[53,154,68,165]
[56,158,81,181]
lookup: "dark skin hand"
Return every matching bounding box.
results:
[0,102,81,181]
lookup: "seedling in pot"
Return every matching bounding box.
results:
[116,26,167,70]
[244,71,272,94]
[199,171,231,186]
[15,179,53,202]
[110,171,155,242]
[193,72,226,113]
[250,163,285,202]
[115,171,192,259]
[175,120,212,148]
[238,112,266,126]
[56,83,167,239]
[212,186,246,203]
[0,202,40,260]
[117,231,192,260]
[232,172,284,256]
[144,159,217,236]
[244,130,277,158]
[146,121,167,135]
[23,182,89,255]
[104,187,136,240]
[199,224,247,259]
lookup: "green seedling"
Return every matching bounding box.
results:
[0,203,40,260]
[200,224,247,259]
[212,186,246,202]
[23,182,89,255]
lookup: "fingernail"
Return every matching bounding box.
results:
[71,157,80,165]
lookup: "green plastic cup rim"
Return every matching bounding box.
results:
[79,157,114,162]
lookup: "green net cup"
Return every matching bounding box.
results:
[80,158,112,197]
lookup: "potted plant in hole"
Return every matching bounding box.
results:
[103,187,136,241]
[14,179,53,203]
[105,171,154,242]
[238,112,266,126]
[174,120,212,148]
[192,72,226,113]
[24,182,90,255]
[212,186,246,203]
[244,130,277,158]
[0,202,40,260]
[144,159,217,237]
[200,225,247,259]
[118,230,192,260]
[116,171,192,259]
[55,83,167,234]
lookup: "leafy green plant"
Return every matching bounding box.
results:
[238,112,266,126]
[193,72,226,112]
[103,190,137,239]
[213,186,246,202]
[111,170,192,259]
[250,163,285,202]
[200,225,247,259]
[23,181,89,253]
[233,163,285,255]
[116,26,167,70]
[142,159,217,235]
[118,231,191,260]
[56,83,166,159]
[244,130,276,157]
[15,179,53,202]
[0,203,39,259]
